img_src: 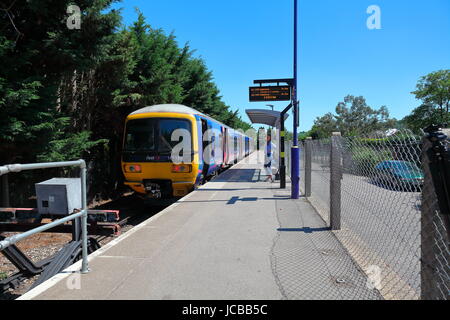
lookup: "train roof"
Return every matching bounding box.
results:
[130,104,208,117]
[129,104,248,136]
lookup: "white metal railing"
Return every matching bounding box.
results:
[0,160,89,273]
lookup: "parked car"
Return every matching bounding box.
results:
[373,160,424,190]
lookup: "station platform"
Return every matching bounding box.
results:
[20,151,381,300]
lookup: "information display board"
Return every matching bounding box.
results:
[249,86,291,102]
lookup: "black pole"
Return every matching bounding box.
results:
[280,103,293,189]
[280,120,286,189]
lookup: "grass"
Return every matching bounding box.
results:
[0,272,7,281]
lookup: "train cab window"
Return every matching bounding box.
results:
[124,118,191,154]
[158,119,191,153]
[124,118,157,152]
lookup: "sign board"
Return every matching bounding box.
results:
[249,86,291,102]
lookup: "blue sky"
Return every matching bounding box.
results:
[111,0,450,132]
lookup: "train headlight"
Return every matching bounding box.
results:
[172,164,192,173]
[124,164,142,173]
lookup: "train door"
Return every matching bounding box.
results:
[245,137,249,157]
[201,118,210,182]
[238,136,243,161]
[223,127,228,166]
[235,135,238,162]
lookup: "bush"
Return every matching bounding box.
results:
[350,146,392,176]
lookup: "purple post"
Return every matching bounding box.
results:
[291,0,300,199]
[291,146,300,198]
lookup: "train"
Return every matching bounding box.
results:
[121,104,255,198]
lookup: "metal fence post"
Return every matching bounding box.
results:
[1,174,10,207]
[291,146,300,199]
[420,132,450,300]
[330,132,342,230]
[0,159,92,277]
[305,137,312,197]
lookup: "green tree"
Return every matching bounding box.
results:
[412,70,450,114]
[113,11,251,131]
[308,95,395,139]
[309,113,338,139]
[402,104,450,133]
[0,0,121,164]
[0,4,252,202]
[403,70,450,132]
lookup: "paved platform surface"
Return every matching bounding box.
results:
[20,152,381,300]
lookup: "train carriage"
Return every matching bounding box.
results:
[122,104,253,199]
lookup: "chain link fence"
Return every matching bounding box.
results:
[295,129,449,300]
[305,139,332,224]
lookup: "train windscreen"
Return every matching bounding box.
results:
[123,118,191,161]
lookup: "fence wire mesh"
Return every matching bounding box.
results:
[306,139,332,224]
[298,129,449,300]
[300,142,306,191]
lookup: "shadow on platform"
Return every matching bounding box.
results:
[180,195,291,205]
[213,169,262,183]
[277,227,331,233]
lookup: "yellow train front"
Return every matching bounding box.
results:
[122,104,253,199]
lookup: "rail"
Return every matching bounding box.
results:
[0,160,89,274]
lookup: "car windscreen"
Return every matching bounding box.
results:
[124,118,191,154]
[392,162,420,171]
[379,161,420,172]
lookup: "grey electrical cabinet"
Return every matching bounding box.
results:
[35,178,82,216]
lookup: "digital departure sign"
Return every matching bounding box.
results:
[249,86,291,102]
